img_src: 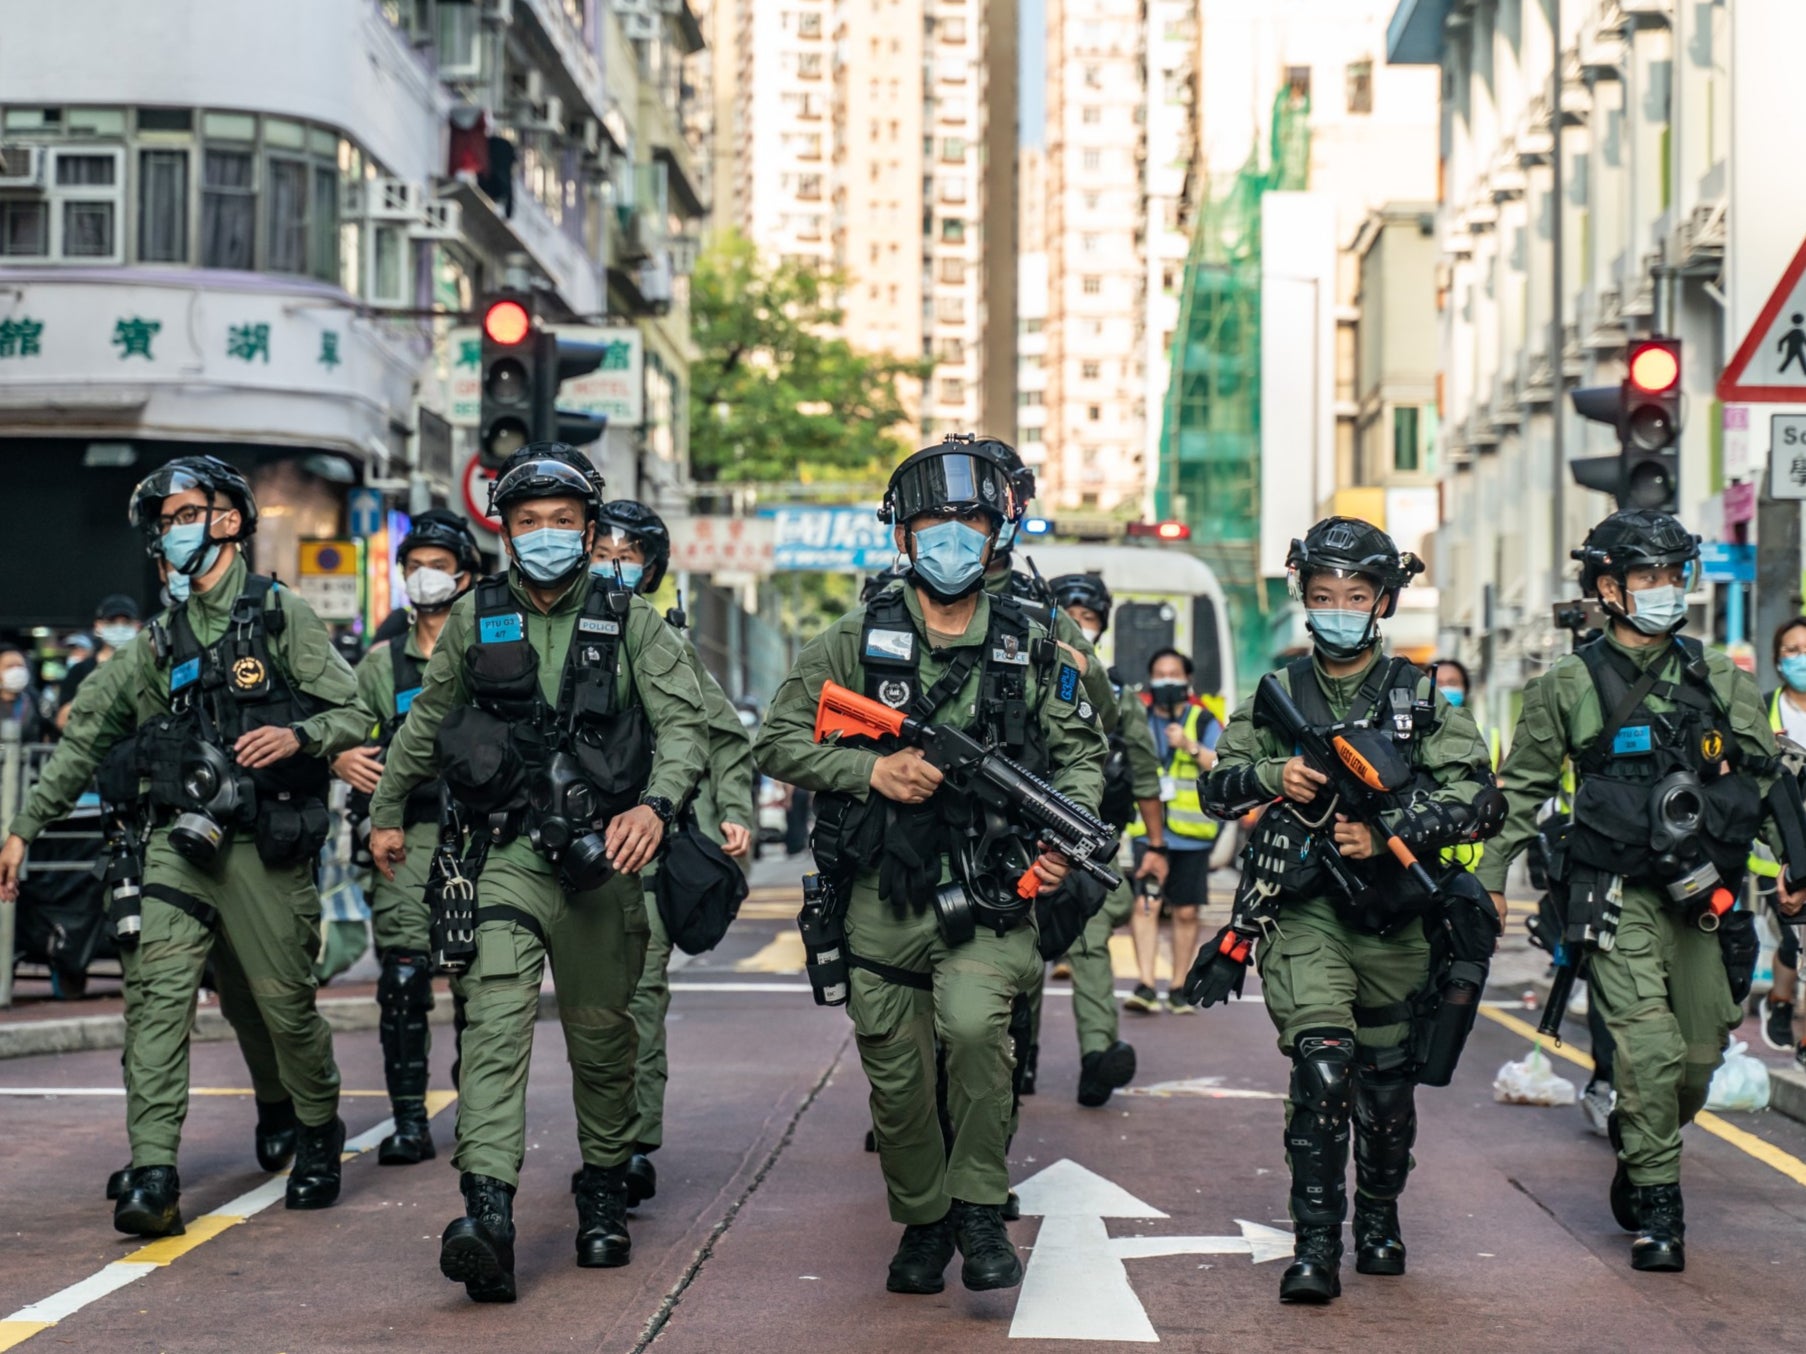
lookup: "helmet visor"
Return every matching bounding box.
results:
[491,458,596,507]
[889,452,1008,524]
[129,465,212,527]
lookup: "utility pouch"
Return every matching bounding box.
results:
[436,706,530,814]
[254,796,331,867]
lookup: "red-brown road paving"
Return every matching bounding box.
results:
[5,899,1806,1354]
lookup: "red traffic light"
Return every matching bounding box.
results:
[1126,520,1192,541]
[483,299,531,346]
[1628,340,1679,393]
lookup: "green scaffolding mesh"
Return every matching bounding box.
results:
[1157,86,1310,697]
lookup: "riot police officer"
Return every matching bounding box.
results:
[755,441,1106,1298]
[1048,572,1164,1105]
[1189,517,1501,1303]
[1478,509,1798,1272]
[336,509,483,1165]
[0,455,364,1236]
[590,498,756,1208]
[367,445,709,1303]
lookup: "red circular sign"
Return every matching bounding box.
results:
[462,454,501,533]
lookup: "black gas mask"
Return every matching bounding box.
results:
[169,742,253,866]
[528,751,615,891]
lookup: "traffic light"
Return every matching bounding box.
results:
[477,291,535,469]
[534,329,609,448]
[1569,337,1682,511]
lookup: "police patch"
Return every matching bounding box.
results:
[395,686,421,714]
[865,629,916,663]
[990,646,1030,666]
[170,657,200,693]
[1057,662,1080,703]
[480,613,524,643]
[231,656,266,690]
[1076,699,1095,722]
[578,617,621,636]
[1701,729,1725,761]
[878,679,912,709]
[1612,725,1653,755]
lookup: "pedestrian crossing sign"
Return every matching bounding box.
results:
[1718,235,1806,401]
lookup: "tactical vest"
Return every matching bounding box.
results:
[1002,567,1056,633]
[359,637,440,829]
[144,575,329,806]
[1566,637,1762,890]
[434,575,653,828]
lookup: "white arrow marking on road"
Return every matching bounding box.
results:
[1010,1160,1292,1343]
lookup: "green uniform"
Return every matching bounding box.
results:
[755,586,1106,1222]
[1477,632,1778,1186]
[350,632,438,956]
[10,554,364,1166]
[369,569,708,1187]
[627,633,755,1153]
[1213,653,1492,1060]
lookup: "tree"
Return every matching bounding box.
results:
[688,231,929,487]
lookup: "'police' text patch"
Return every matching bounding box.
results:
[480,613,524,643]
[578,617,621,636]
[1057,663,1080,703]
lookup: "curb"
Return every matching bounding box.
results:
[1769,1063,1806,1123]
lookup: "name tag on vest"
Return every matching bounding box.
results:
[395,686,422,714]
[990,646,1029,666]
[1612,725,1653,755]
[578,617,621,636]
[480,613,524,643]
[865,629,915,663]
[171,657,201,693]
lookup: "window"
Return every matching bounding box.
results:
[1087,404,1102,422]
[798,52,823,77]
[1286,65,1311,99]
[941,217,965,242]
[936,336,966,362]
[1081,233,1099,253]
[799,10,822,36]
[935,295,964,323]
[941,15,966,40]
[1347,59,1373,114]
[53,150,122,259]
[1083,65,1101,88]
[1081,275,1101,295]
[138,148,188,262]
[938,256,964,284]
[1082,149,1101,171]
[1083,192,1099,211]
[0,200,47,257]
[1024,317,1043,334]
[798,173,822,199]
[1393,405,1422,472]
[267,158,310,274]
[202,148,255,269]
[941,136,966,162]
[437,0,485,77]
[1019,390,1044,406]
[1082,361,1100,380]
[1081,106,1101,125]
[939,174,966,203]
[1022,426,1043,442]
[939,378,965,404]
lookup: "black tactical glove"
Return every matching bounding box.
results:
[1718,908,1760,1005]
[1182,924,1254,1008]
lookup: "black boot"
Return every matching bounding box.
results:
[114,1164,184,1238]
[1629,1183,1685,1272]
[625,1152,658,1208]
[1278,1029,1354,1304]
[378,1099,436,1166]
[950,1200,1022,1291]
[1352,1072,1414,1276]
[285,1116,346,1210]
[1077,1040,1138,1108]
[441,1173,517,1302]
[376,950,435,1167]
[886,1215,955,1294]
[105,1166,133,1201]
[574,1163,633,1268]
[255,1097,298,1172]
[1607,1111,1639,1232]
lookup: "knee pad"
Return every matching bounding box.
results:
[378,950,435,1015]
[1289,1028,1356,1119]
[1355,1067,1416,1127]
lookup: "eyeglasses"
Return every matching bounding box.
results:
[154,504,211,533]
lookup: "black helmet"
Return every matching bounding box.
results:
[397,508,481,576]
[597,500,672,593]
[1571,509,1701,598]
[1285,516,1421,619]
[127,455,258,560]
[488,442,602,522]
[1050,573,1113,631]
[878,438,1013,528]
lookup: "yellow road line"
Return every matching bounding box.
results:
[736,931,806,973]
[1478,1005,1806,1189]
[0,1095,457,1351]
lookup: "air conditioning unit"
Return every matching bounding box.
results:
[623,11,658,40]
[580,117,604,159]
[413,198,463,240]
[0,144,45,189]
[521,69,547,105]
[639,252,674,308]
[368,178,424,221]
[518,95,565,133]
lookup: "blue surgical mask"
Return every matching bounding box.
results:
[511,527,587,584]
[161,522,220,577]
[1626,584,1686,636]
[592,559,645,591]
[1307,607,1376,658]
[1780,655,1806,693]
[97,623,138,649]
[1440,687,1467,707]
[166,572,192,604]
[910,520,991,598]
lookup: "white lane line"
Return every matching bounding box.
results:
[7,1264,159,1325]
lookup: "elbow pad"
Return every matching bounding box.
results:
[1203,763,1269,818]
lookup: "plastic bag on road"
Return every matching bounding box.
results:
[1492,1046,1578,1106]
[1705,1040,1771,1112]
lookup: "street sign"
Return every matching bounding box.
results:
[347,487,384,539]
[1009,1159,1291,1343]
[462,454,500,533]
[669,515,775,575]
[1769,414,1806,499]
[766,506,892,572]
[1698,540,1757,583]
[1719,236,1806,401]
[296,539,361,621]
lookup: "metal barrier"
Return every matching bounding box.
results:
[0,732,107,1008]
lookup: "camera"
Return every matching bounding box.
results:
[528,752,614,891]
[169,742,252,866]
[100,830,143,948]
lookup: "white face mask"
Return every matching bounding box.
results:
[0,667,28,694]
[1079,625,1102,645]
[406,566,461,609]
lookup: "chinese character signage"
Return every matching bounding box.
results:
[766,507,893,572]
[445,324,644,427]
